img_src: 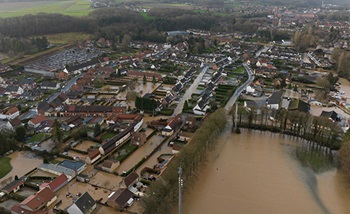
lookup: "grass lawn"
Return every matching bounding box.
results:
[140,12,155,21]
[232,66,246,74]
[115,143,138,162]
[28,133,46,143]
[101,133,116,141]
[50,159,61,164]
[0,157,12,179]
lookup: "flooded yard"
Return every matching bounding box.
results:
[67,150,85,160]
[16,187,37,197]
[74,140,99,151]
[116,134,165,174]
[0,151,42,182]
[89,171,122,190]
[0,199,19,210]
[55,181,115,210]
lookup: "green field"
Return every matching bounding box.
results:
[0,0,93,18]
[44,32,93,44]
[0,157,12,179]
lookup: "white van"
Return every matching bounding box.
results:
[126,198,134,207]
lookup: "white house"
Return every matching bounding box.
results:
[267,91,283,110]
[67,192,96,214]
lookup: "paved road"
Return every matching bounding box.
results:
[225,63,254,111]
[172,66,209,116]
[47,74,82,103]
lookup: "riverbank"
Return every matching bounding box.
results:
[176,130,350,214]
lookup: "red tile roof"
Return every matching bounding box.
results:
[40,174,68,192]
[20,188,56,211]
[6,106,19,115]
[29,115,47,125]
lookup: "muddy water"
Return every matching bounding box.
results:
[178,130,350,214]
[0,151,42,182]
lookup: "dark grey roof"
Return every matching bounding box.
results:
[66,58,100,72]
[268,91,283,105]
[58,160,85,172]
[74,192,96,213]
[320,110,338,121]
[41,81,58,88]
[17,78,34,85]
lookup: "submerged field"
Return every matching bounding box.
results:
[0,0,93,18]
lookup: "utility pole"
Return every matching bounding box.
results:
[178,166,183,214]
[235,103,238,133]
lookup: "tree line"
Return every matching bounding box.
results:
[0,34,48,56]
[232,107,343,150]
[142,108,227,214]
[0,8,266,47]
[0,130,19,156]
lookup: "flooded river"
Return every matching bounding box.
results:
[177,130,350,214]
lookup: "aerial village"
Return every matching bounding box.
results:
[1,4,350,214]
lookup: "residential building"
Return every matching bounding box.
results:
[11,187,57,214]
[107,188,134,210]
[39,174,68,193]
[58,160,86,174]
[162,115,182,136]
[28,115,47,128]
[101,159,120,173]
[67,192,96,214]
[267,91,283,109]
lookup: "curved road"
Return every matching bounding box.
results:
[225,63,254,111]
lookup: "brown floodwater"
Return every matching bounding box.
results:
[176,130,350,214]
[0,151,42,182]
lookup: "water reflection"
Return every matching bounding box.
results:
[177,130,350,214]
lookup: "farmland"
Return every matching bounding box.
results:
[0,0,93,18]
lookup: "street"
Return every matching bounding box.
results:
[172,66,209,116]
[225,63,254,111]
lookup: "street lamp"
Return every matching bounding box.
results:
[178,166,183,214]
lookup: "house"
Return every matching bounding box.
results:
[244,100,266,112]
[122,172,139,189]
[178,132,192,142]
[107,188,134,210]
[40,81,60,90]
[85,149,101,165]
[38,164,76,180]
[320,110,339,122]
[28,115,47,128]
[0,120,14,130]
[58,160,86,174]
[11,187,57,214]
[126,70,162,81]
[288,99,310,113]
[4,106,20,120]
[0,106,20,120]
[130,131,146,146]
[267,91,283,109]
[182,116,196,131]
[192,100,210,115]
[39,174,68,193]
[37,102,52,115]
[162,115,182,136]
[5,85,24,95]
[60,105,126,117]
[67,192,96,214]
[101,159,120,173]
[10,118,23,128]
[2,178,25,194]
